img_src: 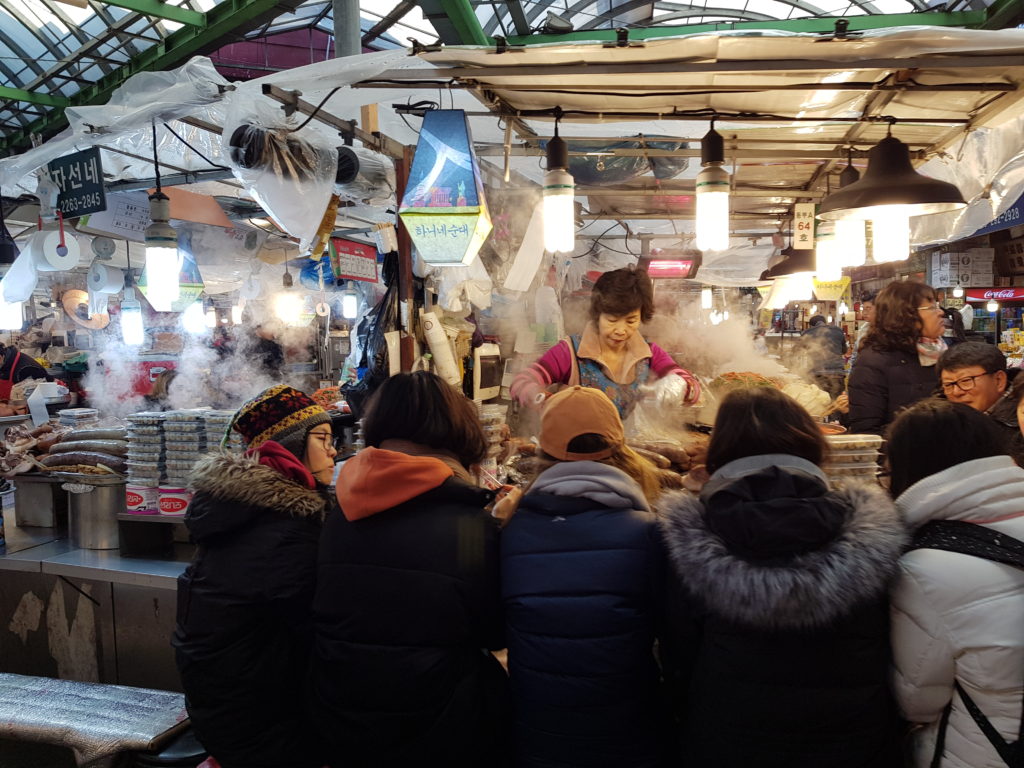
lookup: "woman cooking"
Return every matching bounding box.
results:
[511,267,701,420]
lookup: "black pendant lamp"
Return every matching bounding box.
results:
[818,133,966,221]
[763,243,816,279]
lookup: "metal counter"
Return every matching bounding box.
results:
[0,524,190,692]
[1,527,188,588]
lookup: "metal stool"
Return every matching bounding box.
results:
[132,727,208,767]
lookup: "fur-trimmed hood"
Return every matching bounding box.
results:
[187,450,329,539]
[658,458,906,631]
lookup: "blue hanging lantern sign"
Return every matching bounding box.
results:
[399,110,492,266]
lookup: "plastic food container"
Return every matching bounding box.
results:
[158,487,192,516]
[826,462,879,476]
[125,485,159,514]
[829,448,879,464]
[826,434,884,451]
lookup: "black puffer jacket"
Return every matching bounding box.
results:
[848,346,940,434]
[172,451,329,768]
[658,455,907,768]
[311,447,508,768]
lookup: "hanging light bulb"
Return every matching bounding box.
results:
[810,304,819,316]
[205,306,217,329]
[815,221,843,281]
[143,123,181,311]
[120,288,144,346]
[342,281,358,319]
[0,300,24,331]
[274,291,303,326]
[785,272,815,302]
[543,114,575,254]
[987,299,999,313]
[839,301,849,316]
[952,284,964,298]
[181,302,208,335]
[870,213,910,263]
[231,303,244,324]
[695,122,730,252]
[700,287,713,309]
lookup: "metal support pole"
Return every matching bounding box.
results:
[333,0,362,57]
[395,145,416,372]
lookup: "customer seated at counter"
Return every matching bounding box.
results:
[312,371,508,768]
[937,341,1023,463]
[173,385,336,768]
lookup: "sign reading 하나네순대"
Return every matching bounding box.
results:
[46,148,106,218]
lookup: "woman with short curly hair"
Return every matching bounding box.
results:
[847,281,946,434]
[511,266,700,420]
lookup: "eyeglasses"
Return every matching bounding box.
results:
[941,372,996,393]
[308,429,335,449]
[917,302,942,311]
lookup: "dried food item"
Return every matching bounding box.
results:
[50,440,129,457]
[66,427,128,442]
[40,452,126,473]
[709,372,780,393]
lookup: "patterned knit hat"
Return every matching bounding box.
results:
[230,385,331,457]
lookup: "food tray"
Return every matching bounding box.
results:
[163,424,204,433]
[826,434,884,450]
[829,449,879,464]
[128,425,163,435]
[826,462,878,476]
[164,410,206,422]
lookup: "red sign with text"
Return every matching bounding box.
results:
[965,287,1024,302]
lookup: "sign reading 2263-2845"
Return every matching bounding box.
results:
[46,147,106,217]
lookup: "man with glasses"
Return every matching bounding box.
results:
[938,342,1022,460]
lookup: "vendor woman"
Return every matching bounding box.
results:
[0,343,50,399]
[512,266,701,419]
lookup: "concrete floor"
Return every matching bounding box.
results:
[0,738,77,768]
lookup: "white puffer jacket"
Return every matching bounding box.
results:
[892,455,1024,768]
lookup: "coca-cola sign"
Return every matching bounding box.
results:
[965,287,1024,302]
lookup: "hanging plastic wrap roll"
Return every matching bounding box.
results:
[221,94,338,252]
[29,230,80,271]
[87,261,124,318]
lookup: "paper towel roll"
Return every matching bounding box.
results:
[30,230,80,272]
[87,262,124,293]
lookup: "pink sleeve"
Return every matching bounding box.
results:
[649,343,702,404]
[510,339,574,408]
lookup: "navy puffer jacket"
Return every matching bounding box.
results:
[501,461,670,768]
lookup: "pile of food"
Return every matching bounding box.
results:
[0,423,129,477]
[708,371,780,393]
[699,371,834,422]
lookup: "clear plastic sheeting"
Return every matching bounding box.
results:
[220,94,338,252]
[912,112,1024,247]
[419,252,493,312]
[698,243,778,287]
[0,58,230,195]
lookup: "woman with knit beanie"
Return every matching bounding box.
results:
[173,385,337,768]
[311,371,508,768]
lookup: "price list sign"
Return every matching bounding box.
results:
[329,238,379,283]
[46,147,106,217]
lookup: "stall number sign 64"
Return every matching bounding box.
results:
[46,148,106,218]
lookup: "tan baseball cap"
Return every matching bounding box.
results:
[540,386,625,461]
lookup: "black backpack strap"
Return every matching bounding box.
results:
[912,520,1024,570]
[930,700,954,768]
[911,519,1024,768]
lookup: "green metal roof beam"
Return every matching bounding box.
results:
[0,86,70,108]
[505,10,986,45]
[982,0,1024,29]
[96,0,205,26]
[419,0,490,44]
[0,0,299,155]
